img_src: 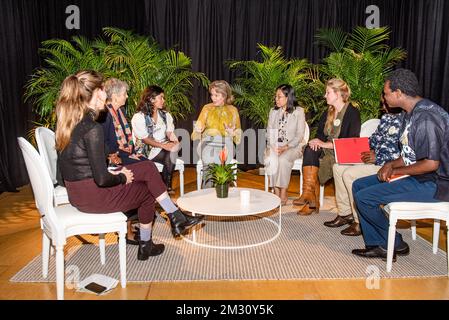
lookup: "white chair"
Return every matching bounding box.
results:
[383,202,449,275]
[154,158,185,196]
[35,127,129,259]
[35,127,69,206]
[18,137,127,300]
[264,123,310,194]
[360,118,381,137]
[196,159,238,190]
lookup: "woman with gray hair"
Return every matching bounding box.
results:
[101,78,143,166]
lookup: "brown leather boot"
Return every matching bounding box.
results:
[298,169,320,216]
[293,166,319,208]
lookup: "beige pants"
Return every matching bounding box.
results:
[332,164,381,223]
[265,147,302,189]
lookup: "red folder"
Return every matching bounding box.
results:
[333,137,370,164]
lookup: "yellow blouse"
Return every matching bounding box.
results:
[191,103,242,144]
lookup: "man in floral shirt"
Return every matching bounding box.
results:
[324,101,403,236]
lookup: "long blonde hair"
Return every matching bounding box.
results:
[55,70,104,151]
[324,78,351,133]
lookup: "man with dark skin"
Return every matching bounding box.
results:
[351,68,449,261]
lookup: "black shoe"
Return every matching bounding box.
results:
[167,210,188,237]
[126,233,140,245]
[166,175,175,194]
[182,213,205,229]
[395,242,410,256]
[352,246,396,262]
[324,214,354,228]
[137,240,165,261]
[167,210,205,237]
[340,222,362,236]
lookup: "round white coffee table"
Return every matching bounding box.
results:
[176,187,281,249]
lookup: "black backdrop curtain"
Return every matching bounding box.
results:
[0,0,448,191]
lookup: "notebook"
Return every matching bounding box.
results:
[333,137,370,164]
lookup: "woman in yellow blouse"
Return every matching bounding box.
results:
[192,80,242,187]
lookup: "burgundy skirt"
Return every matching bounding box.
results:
[64,160,166,224]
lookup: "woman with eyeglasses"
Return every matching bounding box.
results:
[264,84,306,205]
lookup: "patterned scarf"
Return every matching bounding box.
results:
[106,104,133,154]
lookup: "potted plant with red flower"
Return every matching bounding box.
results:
[204,147,237,198]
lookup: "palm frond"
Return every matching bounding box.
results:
[319,26,406,123]
[348,26,390,54]
[315,28,348,52]
[24,28,208,128]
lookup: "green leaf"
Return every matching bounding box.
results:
[24,28,210,129]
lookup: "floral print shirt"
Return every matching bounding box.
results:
[369,113,403,166]
[277,111,288,145]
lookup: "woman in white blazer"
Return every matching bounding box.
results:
[264,84,306,205]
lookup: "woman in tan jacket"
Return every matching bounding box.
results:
[264,84,306,205]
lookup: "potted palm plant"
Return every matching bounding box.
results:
[228,44,320,128]
[316,26,407,122]
[204,148,237,198]
[24,27,209,130]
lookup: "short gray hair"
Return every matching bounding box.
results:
[104,78,129,102]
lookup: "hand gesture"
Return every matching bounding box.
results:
[108,152,122,165]
[377,162,394,182]
[308,138,323,152]
[224,123,235,136]
[161,142,179,152]
[194,123,204,133]
[276,145,288,155]
[361,150,376,164]
[129,154,144,161]
[115,167,134,184]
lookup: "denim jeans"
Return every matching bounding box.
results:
[352,175,438,249]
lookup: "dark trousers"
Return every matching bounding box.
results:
[353,174,438,249]
[302,145,322,167]
[151,149,176,187]
[65,161,167,224]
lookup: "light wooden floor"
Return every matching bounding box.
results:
[0,168,448,300]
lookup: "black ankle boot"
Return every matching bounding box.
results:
[167,209,204,237]
[182,212,205,229]
[167,210,188,237]
[166,174,174,194]
[137,240,165,261]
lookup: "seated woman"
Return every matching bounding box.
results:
[55,70,203,261]
[131,85,180,193]
[326,95,402,235]
[101,78,142,166]
[100,78,147,244]
[293,78,361,215]
[264,84,306,205]
[191,80,242,187]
